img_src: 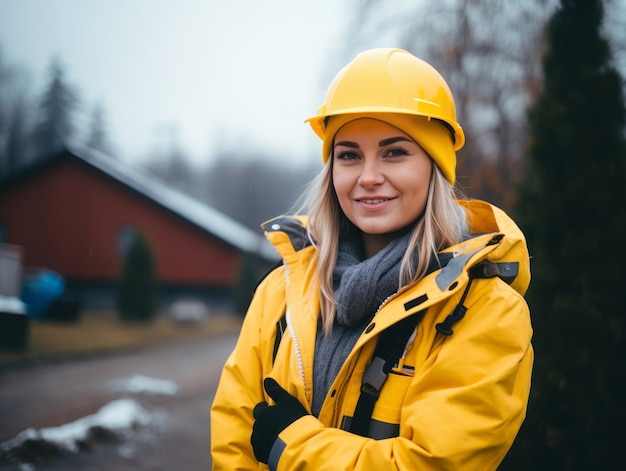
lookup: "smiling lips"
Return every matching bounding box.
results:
[355,196,397,208]
[359,198,389,203]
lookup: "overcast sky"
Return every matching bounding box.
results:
[0,0,363,167]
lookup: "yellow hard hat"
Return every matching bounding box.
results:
[305,48,465,184]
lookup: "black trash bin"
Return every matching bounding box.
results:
[44,289,82,323]
[0,298,29,352]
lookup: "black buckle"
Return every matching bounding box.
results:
[361,356,387,398]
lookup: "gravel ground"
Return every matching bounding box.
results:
[0,332,238,470]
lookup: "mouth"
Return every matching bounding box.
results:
[356,197,395,204]
[354,197,397,212]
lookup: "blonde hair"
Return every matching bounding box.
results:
[299,159,468,335]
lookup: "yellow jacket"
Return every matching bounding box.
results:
[211,200,533,470]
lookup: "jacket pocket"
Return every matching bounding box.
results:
[341,372,413,440]
[373,372,413,425]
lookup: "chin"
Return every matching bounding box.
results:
[357,220,416,238]
[357,224,397,235]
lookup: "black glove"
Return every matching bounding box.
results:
[251,377,308,464]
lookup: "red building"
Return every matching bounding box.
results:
[0,147,277,312]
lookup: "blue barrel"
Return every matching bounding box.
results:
[20,269,65,319]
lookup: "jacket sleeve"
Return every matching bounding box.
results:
[268,278,533,471]
[210,268,285,471]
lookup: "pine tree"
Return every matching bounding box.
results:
[117,231,159,322]
[0,48,33,174]
[4,97,30,172]
[86,102,113,155]
[506,0,626,469]
[32,57,79,159]
[231,251,261,317]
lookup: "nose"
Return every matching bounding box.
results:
[357,158,384,187]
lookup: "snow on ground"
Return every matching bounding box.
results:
[0,295,26,314]
[1,398,162,456]
[106,374,179,396]
[1,375,180,467]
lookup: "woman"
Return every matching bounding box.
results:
[210,48,533,470]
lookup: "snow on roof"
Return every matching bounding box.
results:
[67,144,278,261]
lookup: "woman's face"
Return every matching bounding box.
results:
[332,118,432,254]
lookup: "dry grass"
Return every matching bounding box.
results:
[0,310,242,369]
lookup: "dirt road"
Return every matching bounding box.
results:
[0,332,238,470]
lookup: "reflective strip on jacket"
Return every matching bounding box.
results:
[210,199,533,470]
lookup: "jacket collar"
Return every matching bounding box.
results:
[262,200,530,302]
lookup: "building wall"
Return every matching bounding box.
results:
[0,158,242,288]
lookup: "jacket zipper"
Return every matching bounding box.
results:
[328,288,411,427]
[286,309,308,399]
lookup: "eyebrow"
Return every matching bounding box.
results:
[334,136,412,149]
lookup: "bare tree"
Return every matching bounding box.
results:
[338,0,558,209]
[202,151,319,231]
[143,124,200,200]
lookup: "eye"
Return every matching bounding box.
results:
[384,146,409,158]
[335,150,361,161]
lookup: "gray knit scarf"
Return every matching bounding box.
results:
[311,232,413,417]
[333,232,412,327]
